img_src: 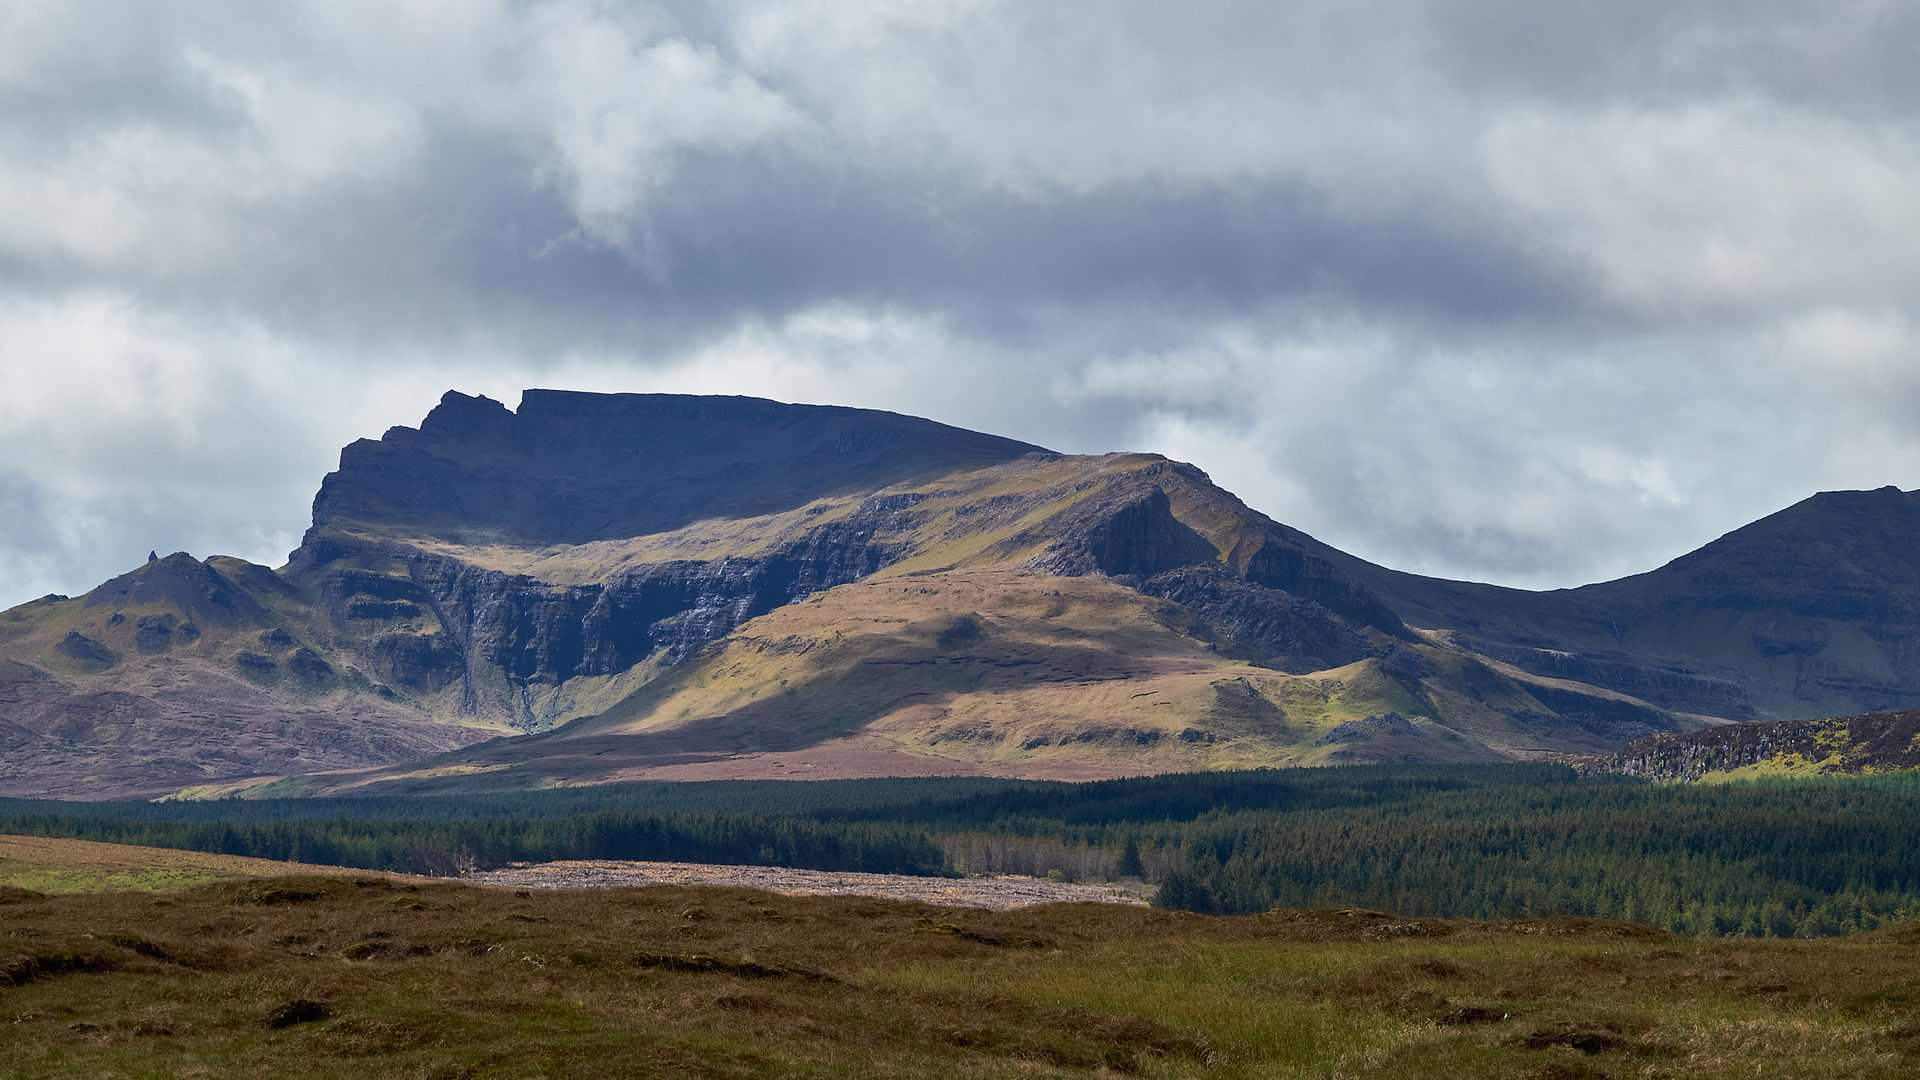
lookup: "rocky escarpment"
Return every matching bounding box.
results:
[313,390,1049,546]
[290,492,918,727]
[1018,470,1405,635]
[273,390,1074,728]
[290,413,1425,731]
[1026,486,1222,579]
[1135,565,1372,673]
[1574,710,1920,781]
[1013,470,1406,672]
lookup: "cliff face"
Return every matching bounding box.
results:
[312,390,1049,546]
[294,511,901,726]
[279,412,1430,737]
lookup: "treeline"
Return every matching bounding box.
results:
[1137,782,1920,938]
[896,769,1920,937]
[13,766,1920,937]
[850,764,1549,828]
[0,811,946,878]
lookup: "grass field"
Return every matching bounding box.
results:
[0,834,414,895]
[3,838,1920,1077]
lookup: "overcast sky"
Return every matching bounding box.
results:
[3,0,1918,608]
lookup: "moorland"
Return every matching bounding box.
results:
[7,849,1920,1079]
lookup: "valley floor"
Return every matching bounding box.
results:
[2,851,1919,1077]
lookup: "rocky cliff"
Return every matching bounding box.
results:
[313,390,1048,545]
[279,407,1427,738]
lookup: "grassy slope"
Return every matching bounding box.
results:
[0,559,496,799]
[7,866,1920,1077]
[0,834,411,894]
[259,570,1675,796]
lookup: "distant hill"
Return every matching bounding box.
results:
[1317,486,1920,722]
[3,390,1918,798]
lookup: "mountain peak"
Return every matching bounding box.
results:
[1624,485,1920,617]
[311,390,1052,547]
[418,390,513,439]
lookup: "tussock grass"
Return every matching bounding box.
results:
[4,876,1920,1077]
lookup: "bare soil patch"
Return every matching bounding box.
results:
[469,859,1148,909]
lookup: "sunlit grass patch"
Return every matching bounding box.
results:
[0,833,391,895]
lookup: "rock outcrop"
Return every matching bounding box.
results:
[280,410,1428,736]
[1135,565,1372,673]
[1575,710,1920,781]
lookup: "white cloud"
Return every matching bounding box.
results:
[525,2,806,251]
[1484,100,1920,318]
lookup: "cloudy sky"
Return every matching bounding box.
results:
[3,0,1918,608]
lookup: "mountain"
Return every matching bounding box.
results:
[0,389,1914,799]
[0,557,493,800]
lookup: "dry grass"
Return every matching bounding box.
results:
[0,834,418,895]
[3,869,1920,1078]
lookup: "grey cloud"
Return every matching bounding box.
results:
[1412,0,1920,110]
[1,0,1918,606]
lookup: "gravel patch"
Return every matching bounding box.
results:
[469,860,1149,910]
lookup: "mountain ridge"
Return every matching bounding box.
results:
[1309,485,1920,721]
[2,390,1915,798]
[314,390,1052,548]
